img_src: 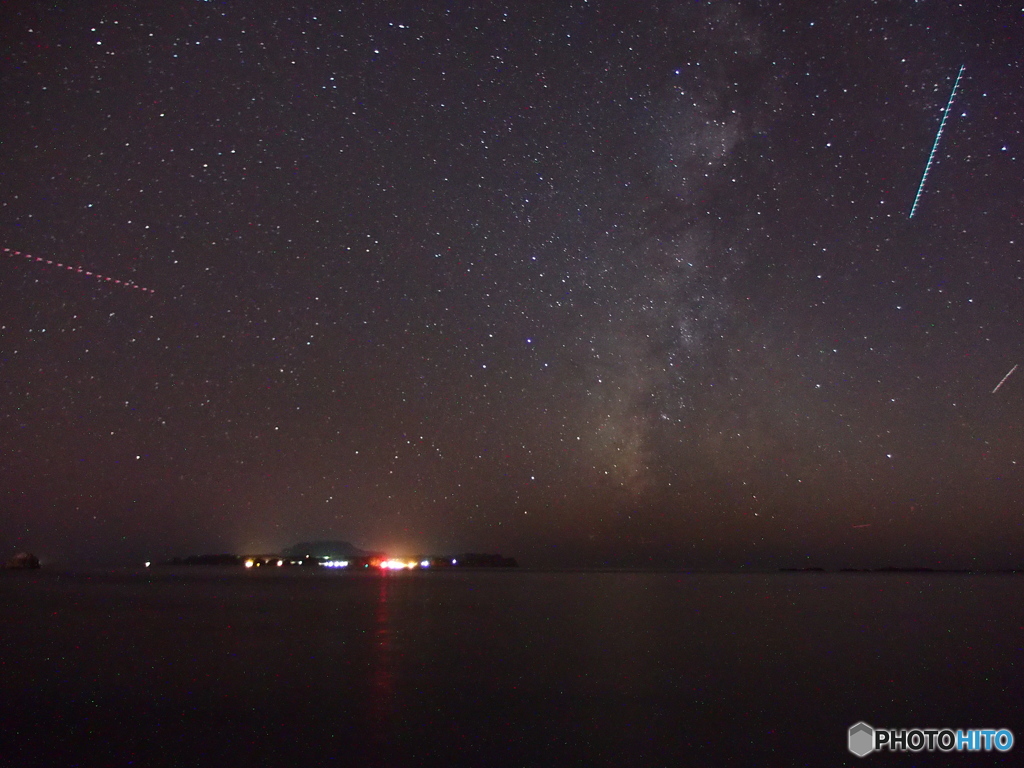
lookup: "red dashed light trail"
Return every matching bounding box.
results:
[3,247,155,293]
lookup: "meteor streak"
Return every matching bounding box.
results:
[3,247,155,293]
[908,64,965,219]
[992,364,1018,394]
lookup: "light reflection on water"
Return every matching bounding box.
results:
[370,572,394,748]
[2,569,1022,766]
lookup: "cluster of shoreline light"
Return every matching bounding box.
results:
[379,559,434,570]
[329,558,446,570]
[240,557,452,570]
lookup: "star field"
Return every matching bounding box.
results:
[2,1,1023,567]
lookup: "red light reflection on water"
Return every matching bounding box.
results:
[369,573,395,750]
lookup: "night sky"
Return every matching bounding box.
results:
[2,1,1023,568]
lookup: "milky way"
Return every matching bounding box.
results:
[1,1,1022,567]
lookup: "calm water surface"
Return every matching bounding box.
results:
[2,569,1021,766]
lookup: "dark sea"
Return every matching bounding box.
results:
[1,568,1020,767]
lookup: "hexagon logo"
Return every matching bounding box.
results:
[848,722,875,757]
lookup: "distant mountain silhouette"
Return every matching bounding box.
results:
[282,541,373,559]
[4,552,40,569]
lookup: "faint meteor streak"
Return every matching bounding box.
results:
[908,64,965,219]
[852,524,872,529]
[2,247,155,293]
[992,364,1018,394]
